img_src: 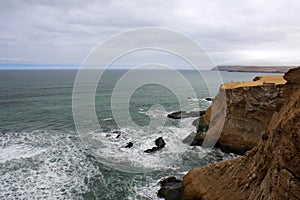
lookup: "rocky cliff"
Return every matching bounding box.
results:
[201,75,286,155]
[183,67,300,200]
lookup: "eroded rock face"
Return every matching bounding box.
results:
[183,67,300,200]
[201,75,286,155]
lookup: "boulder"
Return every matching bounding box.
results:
[144,137,166,153]
[155,137,166,148]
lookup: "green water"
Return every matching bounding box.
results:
[0,69,271,199]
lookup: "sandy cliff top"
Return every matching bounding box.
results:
[222,75,286,89]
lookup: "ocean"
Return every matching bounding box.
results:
[0,69,274,199]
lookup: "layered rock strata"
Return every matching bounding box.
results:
[183,67,300,200]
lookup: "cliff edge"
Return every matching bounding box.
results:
[201,75,286,154]
[183,67,300,200]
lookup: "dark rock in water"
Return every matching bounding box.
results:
[186,117,208,146]
[196,117,209,133]
[182,132,196,144]
[205,97,214,101]
[125,142,133,148]
[199,110,206,116]
[144,137,166,153]
[190,132,204,146]
[167,111,182,119]
[192,118,199,127]
[167,111,200,119]
[155,137,166,148]
[157,176,183,200]
[110,130,121,138]
[144,146,159,153]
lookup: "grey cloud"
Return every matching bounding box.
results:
[0,0,300,67]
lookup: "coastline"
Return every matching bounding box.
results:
[212,65,296,73]
[159,67,300,200]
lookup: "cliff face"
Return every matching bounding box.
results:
[202,75,286,154]
[183,67,300,200]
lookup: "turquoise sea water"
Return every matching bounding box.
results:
[0,69,277,199]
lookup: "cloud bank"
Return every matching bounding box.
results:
[1,0,300,68]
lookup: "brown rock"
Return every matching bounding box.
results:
[183,67,300,200]
[201,74,287,154]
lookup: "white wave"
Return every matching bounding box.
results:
[0,130,101,199]
[102,117,114,121]
[0,145,46,163]
[86,115,199,173]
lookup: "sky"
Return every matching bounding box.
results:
[1,0,300,69]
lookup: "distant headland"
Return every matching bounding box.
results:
[211,65,297,73]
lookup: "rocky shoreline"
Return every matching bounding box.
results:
[159,67,300,200]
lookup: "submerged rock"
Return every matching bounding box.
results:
[157,176,183,200]
[144,137,166,153]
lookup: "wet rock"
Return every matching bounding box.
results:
[182,132,196,144]
[155,137,166,148]
[144,146,159,153]
[157,176,183,200]
[125,142,133,148]
[167,111,182,119]
[205,97,214,101]
[196,117,209,133]
[184,117,208,145]
[190,132,205,146]
[112,130,121,138]
[144,137,166,153]
[199,110,206,116]
[167,111,200,119]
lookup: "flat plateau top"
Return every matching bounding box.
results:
[222,75,286,89]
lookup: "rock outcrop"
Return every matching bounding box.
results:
[157,177,183,200]
[183,67,300,200]
[144,137,166,153]
[167,111,201,119]
[200,75,286,154]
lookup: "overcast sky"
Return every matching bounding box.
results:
[1,0,300,68]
